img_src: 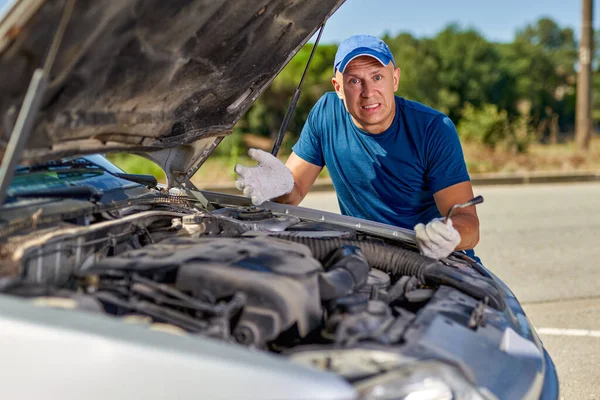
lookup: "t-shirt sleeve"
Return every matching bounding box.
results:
[291,97,325,167]
[425,115,470,194]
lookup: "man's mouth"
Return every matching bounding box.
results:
[362,103,380,109]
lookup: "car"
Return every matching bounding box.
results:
[0,0,559,399]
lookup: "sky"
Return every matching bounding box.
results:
[314,0,598,44]
[0,0,597,44]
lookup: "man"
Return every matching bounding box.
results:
[234,34,480,261]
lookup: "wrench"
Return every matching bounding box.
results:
[444,195,484,223]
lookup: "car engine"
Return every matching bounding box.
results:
[0,201,500,354]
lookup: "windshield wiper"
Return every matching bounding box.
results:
[8,185,103,202]
[16,158,158,188]
[113,173,158,188]
[15,158,105,174]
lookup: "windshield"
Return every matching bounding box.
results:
[4,155,139,203]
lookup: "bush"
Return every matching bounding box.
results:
[457,103,535,153]
[457,103,510,148]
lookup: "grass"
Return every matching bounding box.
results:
[106,134,600,187]
[462,135,600,174]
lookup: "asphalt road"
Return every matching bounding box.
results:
[299,182,600,400]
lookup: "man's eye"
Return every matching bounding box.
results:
[350,78,360,84]
[374,75,382,81]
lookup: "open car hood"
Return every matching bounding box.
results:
[0,0,344,186]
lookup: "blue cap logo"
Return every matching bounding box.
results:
[334,35,396,74]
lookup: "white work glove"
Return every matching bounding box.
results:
[414,218,461,260]
[234,148,294,205]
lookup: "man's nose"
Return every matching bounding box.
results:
[361,82,375,97]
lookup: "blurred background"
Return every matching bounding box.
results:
[106,0,600,188]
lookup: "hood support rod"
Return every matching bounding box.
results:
[0,0,76,205]
[271,22,327,156]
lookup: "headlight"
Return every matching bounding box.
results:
[355,361,495,400]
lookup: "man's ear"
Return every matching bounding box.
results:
[331,75,344,99]
[393,67,401,92]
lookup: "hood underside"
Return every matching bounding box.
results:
[0,0,343,184]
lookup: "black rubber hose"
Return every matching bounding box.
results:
[424,263,504,309]
[319,245,370,301]
[271,236,436,282]
[271,235,505,310]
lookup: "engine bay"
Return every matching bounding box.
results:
[0,201,502,356]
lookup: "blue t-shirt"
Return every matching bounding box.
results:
[292,92,480,260]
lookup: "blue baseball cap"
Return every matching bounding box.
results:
[333,35,396,74]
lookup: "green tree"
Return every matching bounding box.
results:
[500,18,577,140]
[432,25,507,120]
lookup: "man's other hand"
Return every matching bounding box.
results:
[234,148,294,205]
[414,218,461,260]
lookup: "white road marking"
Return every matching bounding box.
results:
[537,328,600,337]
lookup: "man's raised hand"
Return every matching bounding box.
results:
[234,148,294,205]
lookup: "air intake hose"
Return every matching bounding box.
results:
[271,235,505,310]
[273,236,434,281]
[319,245,370,301]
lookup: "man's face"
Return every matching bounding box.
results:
[332,56,400,134]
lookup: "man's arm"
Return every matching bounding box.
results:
[433,181,480,250]
[413,115,480,258]
[275,152,323,206]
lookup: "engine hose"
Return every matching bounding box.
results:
[319,245,370,301]
[271,235,505,310]
[270,236,435,282]
[424,264,505,310]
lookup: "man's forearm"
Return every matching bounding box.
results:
[449,213,480,250]
[274,183,305,206]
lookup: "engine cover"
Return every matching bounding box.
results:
[99,235,324,346]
